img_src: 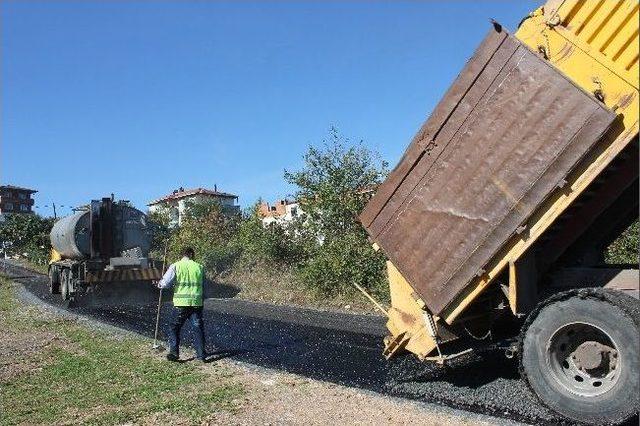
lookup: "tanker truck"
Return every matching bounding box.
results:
[48,197,162,303]
[360,1,639,424]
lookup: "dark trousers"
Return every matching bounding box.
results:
[167,306,206,360]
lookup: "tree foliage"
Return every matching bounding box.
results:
[0,214,55,264]
[233,202,310,265]
[4,126,638,309]
[147,209,173,259]
[285,127,388,240]
[153,129,390,299]
[284,128,389,297]
[605,219,639,265]
[167,200,241,275]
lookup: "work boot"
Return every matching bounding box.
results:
[195,355,209,364]
[166,352,179,362]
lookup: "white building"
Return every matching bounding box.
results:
[148,186,239,226]
[259,199,303,227]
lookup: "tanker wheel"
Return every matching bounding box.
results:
[60,269,70,301]
[48,266,60,294]
[520,289,639,425]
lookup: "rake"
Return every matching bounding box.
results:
[151,241,169,352]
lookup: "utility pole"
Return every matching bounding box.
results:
[52,202,57,219]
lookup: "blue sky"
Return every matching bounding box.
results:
[1,0,539,217]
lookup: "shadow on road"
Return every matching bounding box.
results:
[204,282,241,299]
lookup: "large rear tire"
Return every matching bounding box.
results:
[49,266,60,294]
[520,289,639,425]
[60,269,70,301]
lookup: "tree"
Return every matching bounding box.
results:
[0,214,55,264]
[285,127,388,240]
[168,200,240,275]
[233,201,311,266]
[147,209,174,259]
[284,127,389,297]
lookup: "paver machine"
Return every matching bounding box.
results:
[48,197,162,305]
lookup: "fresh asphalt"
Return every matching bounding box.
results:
[1,260,574,425]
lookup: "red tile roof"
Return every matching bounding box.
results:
[148,187,238,206]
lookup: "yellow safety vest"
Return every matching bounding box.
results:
[173,258,204,307]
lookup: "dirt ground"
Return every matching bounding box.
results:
[142,345,504,426]
[2,323,502,426]
[201,364,501,426]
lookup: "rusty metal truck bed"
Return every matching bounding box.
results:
[360,25,617,316]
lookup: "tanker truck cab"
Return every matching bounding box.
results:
[359,1,639,424]
[48,197,162,304]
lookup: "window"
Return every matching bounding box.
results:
[290,207,298,217]
[18,193,26,200]
[3,191,12,198]
[20,204,28,212]
[4,203,13,211]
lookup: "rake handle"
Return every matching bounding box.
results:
[153,240,170,347]
[152,288,163,346]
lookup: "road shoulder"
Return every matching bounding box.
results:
[1,271,523,425]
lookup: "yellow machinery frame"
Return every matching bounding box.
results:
[380,0,639,361]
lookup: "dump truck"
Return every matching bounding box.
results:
[360,1,639,424]
[48,197,162,304]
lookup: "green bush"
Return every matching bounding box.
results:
[284,127,389,297]
[605,219,639,265]
[296,230,388,298]
[0,213,55,264]
[147,209,173,259]
[158,129,390,300]
[232,202,311,266]
[167,200,241,275]
[198,244,240,276]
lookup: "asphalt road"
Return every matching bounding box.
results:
[1,260,571,425]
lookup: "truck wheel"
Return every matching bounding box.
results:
[520,289,639,425]
[60,269,70,301]
[49,266,60,294]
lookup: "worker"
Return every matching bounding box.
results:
[157,247,208,363]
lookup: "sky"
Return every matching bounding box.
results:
[1,0,539,217]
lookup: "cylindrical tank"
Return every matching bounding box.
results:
[50,211,91,258]
[116,205,151,257]
[50,203,151,260]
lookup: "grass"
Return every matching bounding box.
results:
[0,276,244,426]
[2,257,48,275]
[604,219,639,265]
[24,260,49,275]
[218,261,388,314]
